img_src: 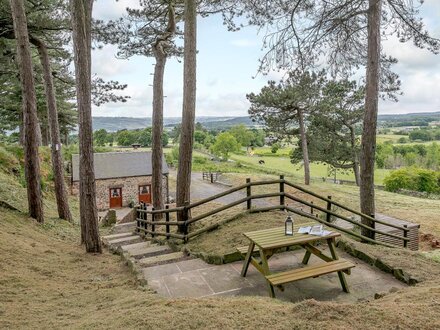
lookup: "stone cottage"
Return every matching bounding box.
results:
[71,151,169,210]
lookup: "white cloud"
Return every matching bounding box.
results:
[93,0,140,20]
[92,45,133,77]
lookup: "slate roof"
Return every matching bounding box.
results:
[71,151,169,182]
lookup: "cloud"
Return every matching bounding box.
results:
[380,70,440,114]
[196,92,250,117]
[92,45,133,77]
[93,0,140,20]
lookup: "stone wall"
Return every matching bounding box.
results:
[71,175,168,210]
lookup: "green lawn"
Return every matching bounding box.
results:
[230,153,391,185]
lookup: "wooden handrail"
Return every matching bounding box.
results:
[137,227,185,240]
[136,218,183,226]
[188,179,282,209]
[283,179,409,232]
[135,177,412,247]
[284,206,398,248]
[284,193,409,242]
[137,206,185,214]
[187,192,282,224]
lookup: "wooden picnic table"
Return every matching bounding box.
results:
[239,226,355,298]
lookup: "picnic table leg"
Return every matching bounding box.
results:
[259,248,275,298]
[301,250,312,265]
[241,242,255,277]
[327,238,350,293]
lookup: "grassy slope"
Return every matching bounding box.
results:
[2,144,440,328]
[2,207,440,329]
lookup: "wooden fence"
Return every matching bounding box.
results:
[202,171,221,183]
[136,175,411,248]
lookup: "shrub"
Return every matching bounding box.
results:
[384,167,440,193]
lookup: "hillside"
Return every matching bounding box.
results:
[2,192,440,328]
[378,111,440,127]
[90,112,440,132]
[92,116,242,132]
[2,143,440,328]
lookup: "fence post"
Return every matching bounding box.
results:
[310,201,314,215]
[183,201,190,242]
[141,203,146,236]
[326,196,332,222]
[210,173,214,183]
[165,205,170,240]
[279,175,285,208]
[403,224,408,248]
[246,178,252,210]
[151,207,155,238]
[136,204,140,234]
[370,214,376,241]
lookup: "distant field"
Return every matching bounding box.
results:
[230,151,391,185]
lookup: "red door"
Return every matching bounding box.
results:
[138,185,151,204]
[109,188,122,208]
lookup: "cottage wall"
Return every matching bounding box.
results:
[71,175,168,210]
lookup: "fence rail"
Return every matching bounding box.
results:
[136,175,411,248]
[202,171,221,183]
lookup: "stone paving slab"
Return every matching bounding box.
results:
[162,270,214,298]
[145,248,406,302]
[143,263,182,280]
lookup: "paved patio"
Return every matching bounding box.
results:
[144,247,405,302]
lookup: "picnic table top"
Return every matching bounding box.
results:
[243,226,340,250]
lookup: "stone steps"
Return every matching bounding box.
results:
[104,235,144,248]
[111,221,136,234]
[138,252,185,267]
[119,241,153,253]
[101,230,189,282]
[124,244,172,259]
[101,232,133,245]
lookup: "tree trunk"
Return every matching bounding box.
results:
[32,36,72,222]
[176,0,197,232]
[9,0,44,223]
[298,108,310,185]
[360,0,382,239]
[41,120,49,146]
[70,0,101,253]
[151,51,166,213]
[349,125,360,186]
[151,5,175,214]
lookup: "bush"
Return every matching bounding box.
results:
[384,167,440,193]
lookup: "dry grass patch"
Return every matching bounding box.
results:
[2,207,440,329]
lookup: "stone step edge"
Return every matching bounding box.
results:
[118,241,154,253]
[102,232,133,243]
[138,251,186,267]
[130,246,172,259]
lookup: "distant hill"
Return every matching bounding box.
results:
[91,111,440,132]
[92,116,256,131]
[378,111,440,127]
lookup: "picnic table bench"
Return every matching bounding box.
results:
[238,226,355,298]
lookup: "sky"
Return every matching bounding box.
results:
[91,0,440,118]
